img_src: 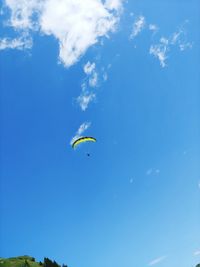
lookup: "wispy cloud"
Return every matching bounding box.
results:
[170,26,193,52]
[70,122,91,145]
[146,168,160,176]
[89,72,98,87]
[77,92,96,111]
[77,61,111,110]
[3,0,42,30]
[84,62,96,75]
[104,0,123,10]
[1,0,123,67]
[149,37,169,68]
[194,250,200,256]
[130,15,146,38]
[77,61,98,111]
[149,24,159,33]
[83,61,99,87]
[103,72,108,81]
[148,256,167,266]
[129,16,192,67]
[130,16,159,39]
[0,34,32,50]
[179,42,192,51]
[149,22,192,67]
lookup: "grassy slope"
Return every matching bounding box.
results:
[0,256,41,267]
[0,256,199,267]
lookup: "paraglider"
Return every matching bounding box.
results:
[72,136,96,149]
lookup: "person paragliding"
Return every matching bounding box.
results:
[72,136,96,149]
[72,136,96,156]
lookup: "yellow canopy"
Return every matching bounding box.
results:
[72,137,96,149]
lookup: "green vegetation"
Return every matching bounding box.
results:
[0,256,199,267]
[0,256,68,267]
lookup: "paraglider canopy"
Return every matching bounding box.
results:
[72,136,96,149]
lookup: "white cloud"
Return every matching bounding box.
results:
[4,0,42,30]
[77,60,111,110]
[103,72,108,81]
[149,23,192,67]
[77,61,98,110]
[170,28,193,51]
[2,0,123,67]
[149,23,159,37]
[130,15,145,38]
[101,65,110,81]
[83,61,98,87]
[149,37,169,67]
[146,168,160,176]
[149,24,158,33]
[0,35,32,50]
[194,250,200,256]
[171,30,182,45]
[130,17,158,39]
[84,61,96,75]
[89,71,98,87]
[70,121,91,145]
[105,0,123,11]
[77,122,91,135]
[148,256,167,266]
[40,0,121,67]
[77,92,96,111]
[179,42,192,51]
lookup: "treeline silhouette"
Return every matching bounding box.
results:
[42,258,68,267]
[15,257,68,267]
[0,255,198,267]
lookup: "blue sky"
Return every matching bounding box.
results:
[0,0,200,267]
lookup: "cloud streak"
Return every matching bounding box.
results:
[83,62,99,88]
[150,37,169,68]
[148,256,167,266]
[146,168,160,176]
[129,16,192,67]
[77,61,110,110]
[149,22,192,67]
[70,122,91,145]
[130,16,145,38]
[77,91,96,111]
[77,61,98,111]
[149,24,159,33]
[0,35,32,50]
